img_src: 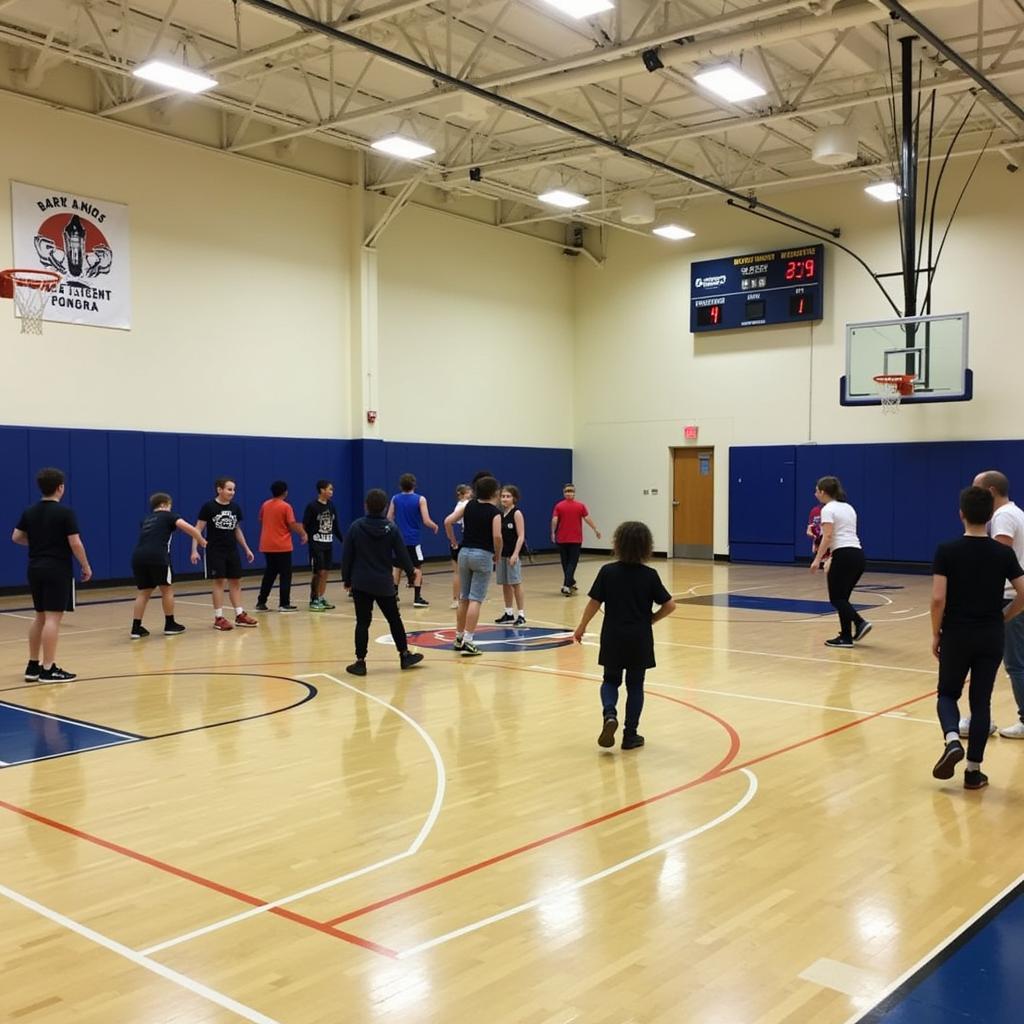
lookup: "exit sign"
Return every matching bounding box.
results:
[684,425,699,440]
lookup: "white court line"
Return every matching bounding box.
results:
[841,869,1024,1024]
[0,625,126,646]
[1,611,37,621]
[1,738,137,768]
[0,882,279,1024]
[0,702,138,738]
[525,665,935,724]
[139,671,446,957]
[397,768,758,959]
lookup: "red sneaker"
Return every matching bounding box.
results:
[235,612,258,628]
[213,616,233,631]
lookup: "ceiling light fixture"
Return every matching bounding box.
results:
[371,135,436,160]
[693,65,767,103]
[132,60,217,94]
[538,188,589,209]
[540,0,614,18]
[652,210,695,240]
[864,181,901,202]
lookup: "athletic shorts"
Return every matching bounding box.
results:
[394,544,423,568]
[133,560,172,590]
[206,547,242,580]
[310,545,334,573]
[458,547,494,604]
[496,557,522,585]
[450,544,461,563]
[28,565,74,613]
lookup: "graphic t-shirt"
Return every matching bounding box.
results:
[198,499,242,550]
[16,501,79,570]
[391,492,423,544]
[552,499,588,544]
[933,535,1023,628]
[808,505,822,539]
[133,510,177,565]
[259,499,297,553]
[303,500,339,547]
[990,501,1024,599]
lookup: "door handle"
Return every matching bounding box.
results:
[672,500,680,507]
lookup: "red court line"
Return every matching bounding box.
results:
[324,666,743,927]
[0,797,396,958]
[326,681,936,927]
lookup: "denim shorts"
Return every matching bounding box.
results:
[458,547,494,603]
[496,557,522,585]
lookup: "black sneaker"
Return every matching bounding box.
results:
[163,621,186,636]
[853,620,873,642]
[461,641,482,657]
[598,717,618,748]
[932,740,964,779]
[413,597,430,608]
[400,651,424,670]
[494,613,515,624]
[560,586,571,596]
[255,602,269,612]
[24,660,41,682]
[279,604,298,612]
[622,733,645,750]
[130,624,150,640]
[964,769,989,790]
[514,615,527,627]
[39,665,76,682]
[346,660,367,677]
[453,638,465,652]
[824,636,854,648]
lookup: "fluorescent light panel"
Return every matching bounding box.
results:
[538,189,589,209]
[652,224,695,240]
[865,181,901,202]
[133,60,217,94]
[371,135,436,160]
[541,0,614,18]
[694,65,766,103]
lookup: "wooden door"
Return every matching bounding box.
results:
[672,447,714,558]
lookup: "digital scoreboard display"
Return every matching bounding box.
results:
[690,244,824,333]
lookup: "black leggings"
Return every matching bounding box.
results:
[826,547,866,640]
[352,590,407,659]
[558,543,581,587]
[937,624,1004,764]
[258,552,292,606]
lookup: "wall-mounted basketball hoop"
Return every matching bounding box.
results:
[0,269,61,335]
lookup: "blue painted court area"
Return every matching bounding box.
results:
[0,701,138,767]
[681,593,874,615]
[861,880,1024,1024]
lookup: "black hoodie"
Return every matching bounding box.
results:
[341,513,414,597]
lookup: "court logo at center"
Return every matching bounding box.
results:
[397,626,575,653]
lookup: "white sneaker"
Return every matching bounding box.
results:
[998,721,1024,739]
[959,716,998,738]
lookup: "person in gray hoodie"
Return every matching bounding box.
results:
[342,488,424,676]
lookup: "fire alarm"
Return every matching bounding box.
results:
[684,425,698,440]
[366,410,378,424]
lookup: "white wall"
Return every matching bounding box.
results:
[376,204,575,448]
[572,160,1024,554]
[0,92,350,438]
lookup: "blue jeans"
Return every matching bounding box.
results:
[1004,601,1024,724]
[458,547,494,603]
[601,667,646,734]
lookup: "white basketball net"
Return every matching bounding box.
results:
[878,380,901,414]
[7,273,58,335]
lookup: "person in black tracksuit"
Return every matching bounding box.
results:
[341,488,424,676]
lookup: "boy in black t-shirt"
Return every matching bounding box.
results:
[11,467,92,682]
[303,480,340,611]
[130,493,207,640]
[191,477,257,632]
[931,486,1024,789]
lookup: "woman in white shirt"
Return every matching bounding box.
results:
[810,475,871,648]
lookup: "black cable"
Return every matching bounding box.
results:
[915,90,936,297]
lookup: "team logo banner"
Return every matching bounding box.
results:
[11,181,131,330]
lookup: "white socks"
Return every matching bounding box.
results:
[945,732,960,744]
[967,760,981,771]
[214,608,223,618]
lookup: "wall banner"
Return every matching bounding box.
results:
[11,181,131,330]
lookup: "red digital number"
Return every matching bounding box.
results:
[785,261,796,281]
[804,258,815,279]
[796,296,806,314]
[785,258,816,281]
[710,304,720,324]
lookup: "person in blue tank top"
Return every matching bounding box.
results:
[387,473,438,607]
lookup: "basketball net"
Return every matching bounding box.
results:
[878,381,901,414]
[1,270,60,335]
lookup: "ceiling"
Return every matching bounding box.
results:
[2,0,1022,244]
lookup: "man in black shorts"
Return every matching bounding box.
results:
[11,467,92,682]
[130,492,207,640]
[303,480,340,611]
[191,477,257,631]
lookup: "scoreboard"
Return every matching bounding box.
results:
[690,244,824,333]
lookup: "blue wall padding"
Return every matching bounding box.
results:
[1,425,570,587]
[731,440,1024,564]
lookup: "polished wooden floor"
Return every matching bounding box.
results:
[2,557,1023,1024]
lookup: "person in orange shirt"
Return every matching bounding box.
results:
[256,481,307,611]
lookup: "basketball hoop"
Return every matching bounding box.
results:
[873,373,916,413]
[0,269,61,335]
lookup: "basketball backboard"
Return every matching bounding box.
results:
[840,312,971,406]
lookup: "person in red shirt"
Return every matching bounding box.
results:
[806,502,829,571]
[256,481,307,611]
[550,483,602,596]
